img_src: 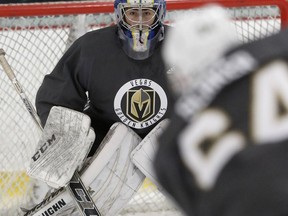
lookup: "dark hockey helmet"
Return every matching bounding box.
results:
[114,0,166,60]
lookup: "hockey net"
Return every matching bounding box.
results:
[0,0,287,215]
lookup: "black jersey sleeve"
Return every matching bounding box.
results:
[36,38,88,126]
[154,28,288,216]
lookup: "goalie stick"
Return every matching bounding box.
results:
[0,48,101,216]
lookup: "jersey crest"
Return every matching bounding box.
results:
[114,79,168,129]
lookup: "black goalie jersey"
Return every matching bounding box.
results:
[154,28,288,216]
[36,25,174,156]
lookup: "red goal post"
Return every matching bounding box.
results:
[0,0,287,19]
[0,0,287,34]
[0,1,288,216]
[0,0,287,41]
[0,0,287,26]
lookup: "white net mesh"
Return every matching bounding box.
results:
[0,1,285,215]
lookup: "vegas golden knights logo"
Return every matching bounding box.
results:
[127,88,155,122]
[114,79,168,129]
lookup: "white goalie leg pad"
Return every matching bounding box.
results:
[131,119,170,186]
[77,122,145,216]
[27,106,95,188]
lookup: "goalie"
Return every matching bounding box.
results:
[28,0,174,215]
[154,4,288,216]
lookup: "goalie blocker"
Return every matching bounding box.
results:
[27,106,96,188]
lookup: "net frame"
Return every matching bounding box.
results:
[0,0,288,215]
[0,0,287,27]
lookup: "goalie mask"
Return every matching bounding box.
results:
[114,0,166,60]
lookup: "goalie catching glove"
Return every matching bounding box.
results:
[27,106,95,188]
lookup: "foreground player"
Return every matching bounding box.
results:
[155,5,288,216]
[26,0,173,215]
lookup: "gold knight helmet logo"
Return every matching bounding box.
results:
[127,88,155,122]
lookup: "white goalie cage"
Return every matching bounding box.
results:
[0,0,288,215]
